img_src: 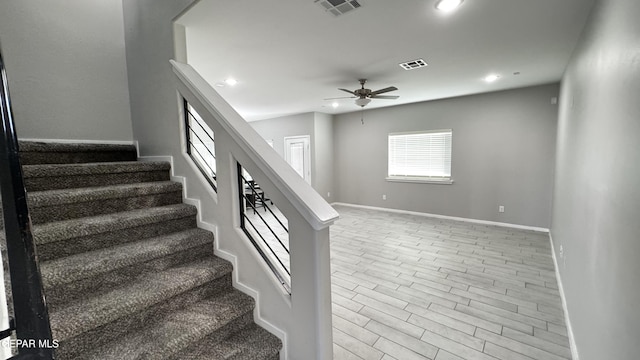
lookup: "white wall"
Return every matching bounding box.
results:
[333,84,559,229]
[551,0,640,358]
[0,0,133,141]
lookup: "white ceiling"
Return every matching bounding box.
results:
[177,0,594,121]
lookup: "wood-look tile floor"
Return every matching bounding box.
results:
[329,205,571,360]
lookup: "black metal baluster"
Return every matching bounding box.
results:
[237,163,291,293]
[183,99,217,191]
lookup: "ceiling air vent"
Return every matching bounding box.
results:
[399,59,428,70]
[315,0,362,17]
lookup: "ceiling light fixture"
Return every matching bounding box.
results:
[355,98,371,107]
[435,0,463,12]
[224,78,238,86]
[484,74,500,83]
[332,102,339,108]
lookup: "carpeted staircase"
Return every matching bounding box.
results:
[13,141,281,359]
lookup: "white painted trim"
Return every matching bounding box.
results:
[386,177,454,185]
[18,137,135,145]
[173,60,335,359]
[283,135,311,185]
[331,202,550,233]
[136,152,287,356]
[133,140,140,158]
[214,235,290,360]
[549,233,580,360]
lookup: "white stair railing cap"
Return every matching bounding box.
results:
[171,60,339,231]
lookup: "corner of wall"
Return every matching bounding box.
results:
[548,232,580,360]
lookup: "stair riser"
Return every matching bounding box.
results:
[29,191,182,224]
[25,171,170,191]
[20,151,137,165]
[57,275,235,359]
[37,215,197,261]
[45,243,213,308]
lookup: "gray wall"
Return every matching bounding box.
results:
[313,112,334,203]
[333,84,559,228]
[122,0,196,155]
[551,0,640,359]
[251,112,315,162]
[0,0,133,141]
[250,112,334,202]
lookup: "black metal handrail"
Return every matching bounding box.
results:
[183,99,217,191]
[0,46,55,358]
[237,163,291,294]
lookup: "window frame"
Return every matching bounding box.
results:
[386,129,454,184]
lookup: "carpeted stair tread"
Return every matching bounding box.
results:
[80,291,255,360]
[32,204,196,246]
[178,323,282,360]
[18,141,136,153]
[23,161,170,177]
[27,181,181,207]
[40,228,213,288]
[28,181,183,224]
[18,141,137,165]
[23,161,171,191]
[50,257,233,342]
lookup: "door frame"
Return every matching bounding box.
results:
[283,135,311,185]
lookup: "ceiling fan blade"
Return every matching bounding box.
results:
[338,88,356,95]
[371,95,399,99]
[370,86,398,95]
[323,96,355,100]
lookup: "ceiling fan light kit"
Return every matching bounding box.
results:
[331,79,399,109]
[355,98,371,107]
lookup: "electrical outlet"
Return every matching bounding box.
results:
[498,205,505,213]
[559,245,564,258]
[327,192,331,198]
[382,194,387,200]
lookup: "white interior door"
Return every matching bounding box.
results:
[284,135,311,184]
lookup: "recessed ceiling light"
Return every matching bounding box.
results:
[224,78,238,86]
[332,102,339,108]
[484,74,500,83]
[435,0,463,12]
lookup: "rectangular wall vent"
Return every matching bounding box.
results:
[399,59,428,70]
[315,0,361,17]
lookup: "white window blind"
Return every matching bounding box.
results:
[388,130,452,181]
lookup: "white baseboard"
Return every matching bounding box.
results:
[137,151,287,358]
[549,233,580,360]
[213,241,289,360]
[331,202,549,233]
[18,137,135,145]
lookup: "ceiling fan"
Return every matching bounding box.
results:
[326,79,399,107]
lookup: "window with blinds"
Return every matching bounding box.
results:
[388,129,452,182]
